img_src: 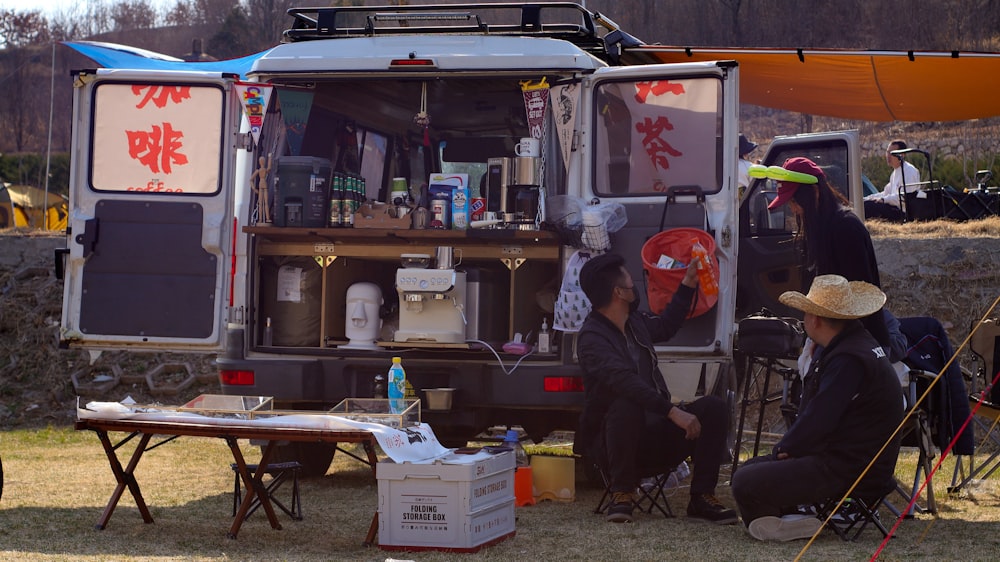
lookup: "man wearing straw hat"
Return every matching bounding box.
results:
[731,274,903,541]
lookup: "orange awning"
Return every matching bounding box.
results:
[631,47,1000,122]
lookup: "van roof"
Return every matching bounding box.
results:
[250,34,607,75]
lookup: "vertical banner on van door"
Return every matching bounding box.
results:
[234,82,273,147]
[520,78,550,139]
[550,82,580,174]
[276,88,314,156]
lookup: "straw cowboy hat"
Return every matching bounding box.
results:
[779,274,886,319]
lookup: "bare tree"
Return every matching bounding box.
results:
[110,0,160,31]
[0,10,52,153]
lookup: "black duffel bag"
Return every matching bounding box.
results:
[737,309,804,358]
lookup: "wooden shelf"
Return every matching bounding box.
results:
[244,225,561,245]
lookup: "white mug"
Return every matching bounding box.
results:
[514,137,540,157]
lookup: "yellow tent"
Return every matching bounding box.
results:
[0,183,68,231]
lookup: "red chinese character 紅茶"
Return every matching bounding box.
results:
[635,116,682,170]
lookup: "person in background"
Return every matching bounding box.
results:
[732,275,903,541]
[573,253,737,525]
[766,156,890,349]
[863,139,921,221]
[737,133,758,196]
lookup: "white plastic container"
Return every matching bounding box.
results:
[377,450,516,552]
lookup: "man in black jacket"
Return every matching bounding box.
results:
[731,274,903,541]
[574,252,736,524]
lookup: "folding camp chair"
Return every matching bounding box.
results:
[593,465,677,518]
[886,369,938,517]
[814,476,895,541]
[587,434,678,520]
[949,317,1000,493]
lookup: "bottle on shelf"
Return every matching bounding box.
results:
[387,356,406,413]
[373,371,387,399]
[262,317,273,346]
[690,238,719,296]
[537,318,551,353]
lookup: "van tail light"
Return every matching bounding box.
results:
[220,369,255,386]
[543,376,584,392]
[389,58,437,68]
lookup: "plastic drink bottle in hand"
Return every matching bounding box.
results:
[690,238,719,296]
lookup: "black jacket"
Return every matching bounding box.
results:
[812,207,890,349]
[573,284,695,455]
[777,321,903,487]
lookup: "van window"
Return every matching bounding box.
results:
[90,82,225,194]
[592,77,722,197]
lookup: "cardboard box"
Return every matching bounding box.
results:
[378,450,516,552]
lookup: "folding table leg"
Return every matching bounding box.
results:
[362,438,379,547]
[228,437,282,539]
[94,430,154,529]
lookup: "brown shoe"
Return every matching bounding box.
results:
[606,491,637,523]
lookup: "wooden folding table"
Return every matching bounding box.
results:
[75,418,380,544]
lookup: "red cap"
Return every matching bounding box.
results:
[767,157,826,210]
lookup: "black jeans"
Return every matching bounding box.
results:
[864,199,905,222]
[730,453,845,525]
[603,395,728,497]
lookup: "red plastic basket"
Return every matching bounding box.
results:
[641,228,718,319]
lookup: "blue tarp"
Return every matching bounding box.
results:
[63,40,271,79]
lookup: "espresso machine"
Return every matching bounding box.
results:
[393,250,467,343]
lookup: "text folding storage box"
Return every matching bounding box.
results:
[377,450,516,552]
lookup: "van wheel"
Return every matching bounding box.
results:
[264,442,336,478]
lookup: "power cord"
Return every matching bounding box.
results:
[466,338,535,375]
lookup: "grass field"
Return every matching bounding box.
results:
[1,426,999,561]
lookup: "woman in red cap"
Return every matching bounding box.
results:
[765,156,889,347]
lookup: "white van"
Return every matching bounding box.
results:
[59,3,860,474]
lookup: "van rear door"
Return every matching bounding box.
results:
[579,61,739,353]
[61,70,238,352]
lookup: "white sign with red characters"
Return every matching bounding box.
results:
[91,83,225,194]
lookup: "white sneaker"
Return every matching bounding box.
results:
[748,514,823,541]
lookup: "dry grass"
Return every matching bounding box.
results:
[1,426,999,561]
[866,216,1000,239]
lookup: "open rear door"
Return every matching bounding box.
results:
[61,70,238,352]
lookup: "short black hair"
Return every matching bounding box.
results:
[579,253,627,309]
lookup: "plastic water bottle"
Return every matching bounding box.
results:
[503,429,529,467]
[690,238,719,296]
[387,356,406,413]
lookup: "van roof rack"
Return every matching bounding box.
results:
[283,2,633,60]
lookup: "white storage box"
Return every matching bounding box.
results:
[378,450,516,552]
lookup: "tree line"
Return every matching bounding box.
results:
[2,0,999,192]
